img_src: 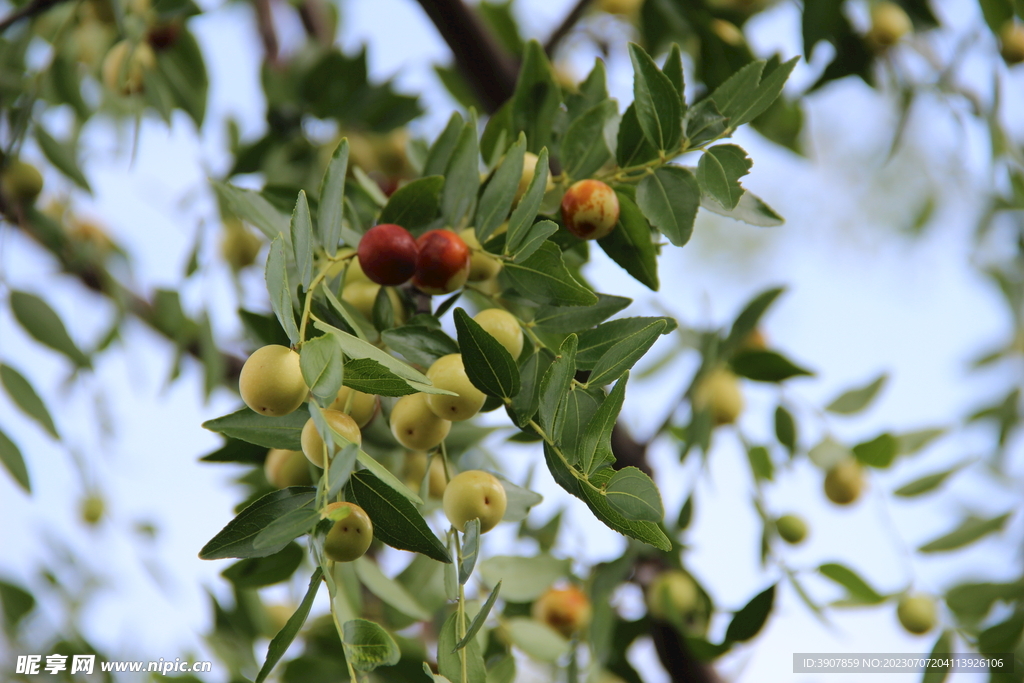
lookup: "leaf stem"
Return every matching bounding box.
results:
[454,528,468,683]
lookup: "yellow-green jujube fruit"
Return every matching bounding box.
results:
[515,152,554,204]
[390,392,452,451]
[322,502,373,562]
[868,1,912,47]
[220,218,262,271]
[442,470,507,533]
[264,448,313,488]
[459,228,503,282]
[329,387,379,428]
[80,494,105,525]
[342,282,405,324]
[102,39,156,94]
[692,367,744,425]
[425,354,486,421]
[300,410,362,468]
[532,586,592,638]
[647,571,699,621]
[897,594,937,635]
[239,345,308,417]
[776,514,808,544]
[474,308,524,359]
[824,459,864,505]
[428,455,451,498]
[1,160,43,205]
[1000,21,1024,64]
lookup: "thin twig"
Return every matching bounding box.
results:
[253,0,279,65]
[544,0,594,57]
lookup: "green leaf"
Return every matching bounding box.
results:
[0,365,57,438]
[202,407,307,450]
[918,513,1012,553]
[501,242,597,307]
[35,126,90,190]
[747,445,774,481]
[328,443,359,498]
[598,193,659,291]
[381,326,459,367]
[946,580,1024,621]
[662,44,686,106]
[344,470,452,563]
[818,563,885,604]
[200,438,266,464]
[439,611,486,680]
[627,43,681,151]
[505,147,550,257]
[724,585,775,642]
[0,428,30,493]
[577,374,627,475]
[774,406,796,454]
[158,29,207,126]
[502,617,570,663]
[636,166,700,247]
[684,98,728,148]
[701,190,784,227]
[561,100,616,181]
[199,487,317,560]
[896,428,945,454]
[478,555,570,602]
[300,335,344,405]
[509,350,551,427]
[617,103,659,168]
[511,40,561,152]
[923,631,953,683]
[476,134,525,243]
[254,567,322,683]
[512,220,559,264]
[576,466,672,551]
[252,506,320,551]
[291,190,315,290]
[341,358,418,397]
[354,557,431,621]
[454,308,520,399]
[266,236,299,344]
[317,138,348,255]
[604,466,664,522]
[567,58,609,121]
[0,579,35,636]
[214,181,289,241]
[710,57,799,130]
[221,543,304,588]
[537,335,578,440]
[455,581,501,652]
[576,317,676,369]
[561,387,601,459]
[852,433,898,468]
[724,287,785,353]
[696,145,751,210]
[424,112,464,178]
[379,175,444,230]
[342,618,400,672]
[441,119,480,228]
[496,473,543,522]
[9,290,90,368]
[730,350,813,382]
[587,319,667,386]
[459,518,481,585]
[826,374,888,414]
[893,463,967,497]
[533,294,632,334]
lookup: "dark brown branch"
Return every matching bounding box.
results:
[0,0,66,33]
[298,0,332,47]
[253,0,280,65]
[412,0,518,114]
[544,0,594,57]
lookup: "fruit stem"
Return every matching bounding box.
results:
[298,262,333,343]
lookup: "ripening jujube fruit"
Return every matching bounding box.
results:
[390,392,452,451]
[560,179,620,240]
[425,354,486,421]
[329,387,379,428]
[776,514,808,544]
[692,367,744,425]
[647,570,699,621]
[532,586,593,638]
[264,448,313,488]
[1000,21,1024,64]
[239,345,308,417]
[322,502,373,562]
[458,228,503,282]
[474,308,524,359]
[412,230,471,295]
[515,152,554,204]
[102,39,156,95]
[300,410,362,468]
[357,223,418,285]
[897,594,937,634]
[867,1,912,47]
[442,470,507,533]
[1,160,43,205]
[824,459,864,505]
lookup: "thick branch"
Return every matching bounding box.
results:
[544,0,593,57]
[412,0,518,114]
[253,0,280,65]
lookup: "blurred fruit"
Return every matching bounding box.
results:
[897,594,937,634]
[1000,21,1024,64]
[692,367,744,425]
[867,2,912,48]
[80,494,105,525]
[515,152,554,204]
[532,585,592,638]
[264,448,313,488]
[824,459,864,505]
[647,571,699,621]
[102,40,156,95]
[776,514,808,544]
[221,219,262,271]
[1,161,43,205]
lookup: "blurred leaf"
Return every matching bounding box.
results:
[826,374,888,414]
[503,617,570,662]
[478,1,524,55]
[0,428,30,493]
[202,407,307,450]
[894,462,968,497]
[724,286,785,353]
[424,112,464,178]
[35,126,90,191]
[852,433,898,468]
[214,181,289,241]
[561,100,615,181]
[946,580,1024,621]
[747,445,773,481]
[636,166,700,247]
[598,193,659,291]
[354,557,431,620]
[918,513,1011,553]
[454,308,520,399]
[697,144,751,210]
[774,406,796,454]
[978,610,1024,655]
[0,365,57,438]
[725,584,775,642]
[478,554,570,602]
[438,611,486,680]
[266,236,299,343]
[701,190,784,227]
[511,40,560,152]
[0,579,35,637]
[317,138,348,255]
[923,631,953,683]
[158,29,208,126]
[459,518,480,585]
[730,350,812,382]
[200,487,316,560]
[434,63,480,110]
[818,563,885,604]
[896,428,945,454]
[455,581,501,652]
[222,543,304,588]
[290,191,314,291]
[476,134,524,242]
[10,291,91,368]
[240,308,290,347]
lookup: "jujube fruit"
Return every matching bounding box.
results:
[560,179,620,240]
[264,448,313,488]
[412,230,471,295]
[239,345,308,417]
[357,223,418,285]
[776,514,808,544]
[102,39,156,94]
[1,160,43,204]
[515,152,554,204]
[220,218,262,271]
[459,228,503,282]
[329,387,379,428]
[692,367,744,425]
[868,1,912,47]
[300,410,362,468]
[341,281,404,324]
[442,470,507,533]
[647,571,699,621]
[1000,21,1024,64]
[824,459,864,505]
[390,392,452,451]
[473,308,524,359]
[532,586,592,638]
[897,594,937,634]
[425,354,486,421]
[322,502,373,562]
